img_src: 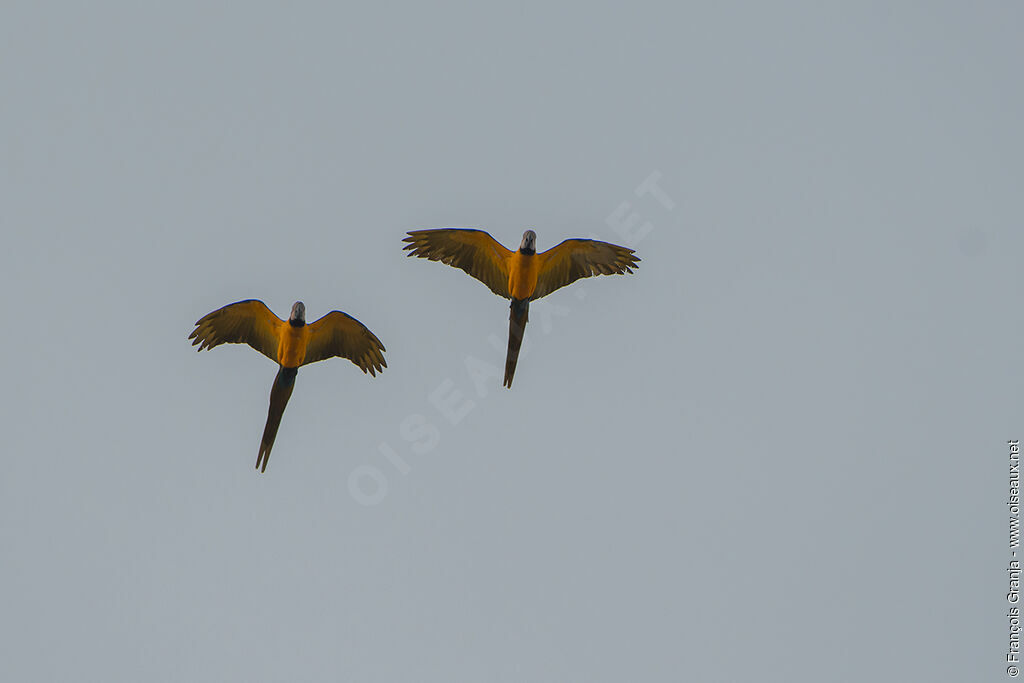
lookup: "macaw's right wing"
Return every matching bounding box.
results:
[531,239,639,300]
[302,311,387,376]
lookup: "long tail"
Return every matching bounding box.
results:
[504,299,529,388]
[257,366,297,473]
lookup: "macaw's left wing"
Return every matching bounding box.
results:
[302,311,387,376]
[531,239,639,300]
[402,228,513,298]
[188,299,283,362]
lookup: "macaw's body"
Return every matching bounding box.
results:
[403,229,639,387]
[189,300,386,472]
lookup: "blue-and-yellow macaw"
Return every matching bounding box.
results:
[403,229,638,387]
[189,300,386,471]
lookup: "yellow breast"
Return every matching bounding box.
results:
[508,251,539,300]
[277,324,308,368]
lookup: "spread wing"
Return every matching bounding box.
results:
[402,228,513,298]
[189,299,282,362]
[532,239,640,300]
[302,311,387,376]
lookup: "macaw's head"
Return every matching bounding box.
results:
[289,301,306,326]
[520,229,537,254]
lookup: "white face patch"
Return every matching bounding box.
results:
[521,230,537,251]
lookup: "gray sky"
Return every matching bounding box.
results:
[1,2,1020,681]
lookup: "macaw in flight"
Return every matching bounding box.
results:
[189,300,386,472]
[403,229,638,387]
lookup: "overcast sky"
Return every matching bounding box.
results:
[1,2,1021,681]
